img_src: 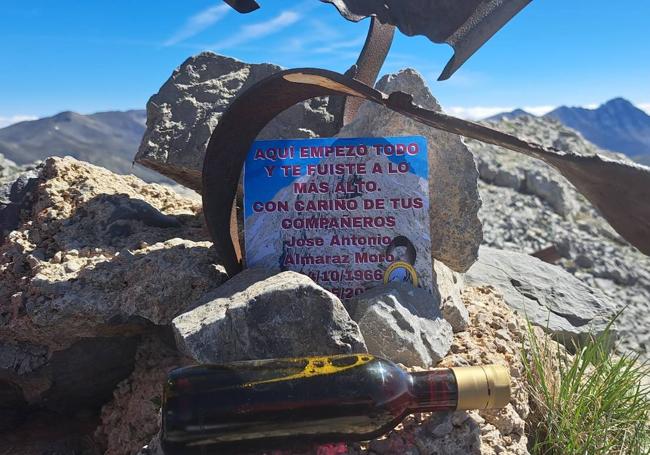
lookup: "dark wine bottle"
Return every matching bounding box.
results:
[161,354,510,454]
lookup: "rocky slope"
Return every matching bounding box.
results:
[467,114,650,359]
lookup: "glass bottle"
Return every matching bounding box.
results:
[162,354,510,454]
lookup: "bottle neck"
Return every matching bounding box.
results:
[408,369,458,412]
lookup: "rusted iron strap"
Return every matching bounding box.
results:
[203,68,650,275]
[341,18,395,124]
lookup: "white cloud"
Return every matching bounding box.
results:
[211,10,300,50]
[313,37,366,54]
[523,105,556,116]
[445,105,557,120]
[0,115,38,128]
[164,4,230,46]
[445,106,514,120]
[639,103,650,115]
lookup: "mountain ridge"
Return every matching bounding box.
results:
[0,109,171,183]
[484,98,650,164]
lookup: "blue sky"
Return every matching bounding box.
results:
[1,0,649,127]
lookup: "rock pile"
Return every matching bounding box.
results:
[1,156,531,454]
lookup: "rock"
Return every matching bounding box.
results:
[465,246,614,348]
[24,237,226,336]
[0,156,226,425]
[95,335,191,455]
[41,337,140,413]
[172,269,366,363]
[0,166,40,245]
[482,405,525,437]
[524,169,576,217]
[434,261,469,332]
[1,336,138,417]
[1,157,226,349]
[0,410,103,455]
[340,69,482,273]
[441,297,470,333]
[0,153,32,186]
[469,114,606,218]
[347,282,453,367]
[135,52,339,191]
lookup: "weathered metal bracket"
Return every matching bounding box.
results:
[341,18,395,124]
[222,0,532,81]
[322,0,533,80]
[223,0,259,14]
[203,68,650,276]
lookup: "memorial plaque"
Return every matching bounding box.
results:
[244,136,432,299]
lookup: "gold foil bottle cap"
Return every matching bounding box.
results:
[451,365,511,410]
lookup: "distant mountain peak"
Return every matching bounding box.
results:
[602,97,634,108]
[485,108,533,122]
[545,97,650,163]
[52,111,82,122]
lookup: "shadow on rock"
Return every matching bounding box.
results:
[42,193,209,255]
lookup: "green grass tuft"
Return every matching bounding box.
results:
[521,318,650,455]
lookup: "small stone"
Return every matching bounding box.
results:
[64,259,83,273]
[51,251,63,264]
[494,338,510,354]
[347,282,452,367]
[451,411,470,426]
[432,419,454,437]
[172,270,366,362]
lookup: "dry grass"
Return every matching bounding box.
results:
[521,318,650,455]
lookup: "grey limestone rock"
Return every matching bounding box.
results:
[136,52,339,191]
[469,114,625,218]
[0,165,40,245]
[172,269,367,363]
[434,260,469,332]
[466,246,614,348]
[340,69,482,273]
[347,282,453,367]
